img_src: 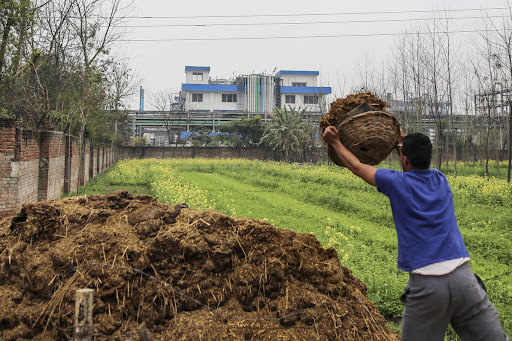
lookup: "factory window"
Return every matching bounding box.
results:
[304,95,319,104]
[222,94,237,102]
[192,72,203,81]
[192,93,203,102]
[285,95,295,104]
[292,82,307,87]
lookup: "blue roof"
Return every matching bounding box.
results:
[275,70,319,77]
[182,83,237,92]
[185,66,210,71]
[281,86,331,94]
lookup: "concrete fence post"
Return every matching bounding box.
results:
[74,288,94,341]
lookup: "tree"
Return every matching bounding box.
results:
[0,0,34,85]
[424,16,448,171]
[481,6,512,182]
[388,26,429,135]
[68,0,131,140]
[189,128,214,147]
[473,17,505,179]
[0,0,135,140]
[151,90,183,146]
[439,13,461,176]
[102,60,138,144]
[260,106,316,163]
[216,115,266,147]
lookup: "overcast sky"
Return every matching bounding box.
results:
[117,0,509,110]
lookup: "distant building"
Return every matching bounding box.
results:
[180,66,331,115]
[129,66,331,146]
[388,96,452,142]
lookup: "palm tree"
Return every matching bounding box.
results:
[261,106,316,163]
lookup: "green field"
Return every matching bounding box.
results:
[79,158,512,340]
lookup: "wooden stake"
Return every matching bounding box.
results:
[74,289,94,341]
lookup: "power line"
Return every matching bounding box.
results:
[75,7,512,19]
[13,14,510,30]
[107,14,510,28]
[120,28,512,42]
[8,6,511,20]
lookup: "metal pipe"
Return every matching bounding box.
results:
[266,76,269,112]
[250,75,255,113]
[257,76,260,113]
[253,75,256,113]
[265,76,269,112]
[267,76,272,113]
[248,75,252,113]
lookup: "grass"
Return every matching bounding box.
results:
[440,159,512,180]
[65,167,151,197]
[76,158,512,340]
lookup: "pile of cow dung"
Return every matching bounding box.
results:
[0,191,399,340]
[319,92,390,131]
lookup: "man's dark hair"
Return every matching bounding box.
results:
[402,133,432,169]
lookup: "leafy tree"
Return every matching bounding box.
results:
[0,0,135,148]
[190,128,214,147]
[216,115,266,147]
[0,0,34,85]
[130,136,147,146]
[261,106,317,163]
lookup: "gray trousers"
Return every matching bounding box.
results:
[400,262,509,341]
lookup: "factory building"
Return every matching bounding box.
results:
[180,66,331,114]
[130,66,332,146]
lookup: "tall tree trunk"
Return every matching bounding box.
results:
[493,102,500,177]
[508,103,511,182]
[485,106,491,178]
[0,16,13,82]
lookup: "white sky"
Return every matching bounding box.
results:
[117,0,509,110]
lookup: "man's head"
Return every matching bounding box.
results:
[401,133,432,170]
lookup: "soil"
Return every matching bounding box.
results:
[0,191,400,340]
[319,92,390,131]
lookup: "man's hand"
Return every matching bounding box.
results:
[322,125,377,186]
[322,126,341,145]
[395,129,406,156]
[398,129,405,145]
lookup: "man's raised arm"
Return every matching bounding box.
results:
[322,126,377,187]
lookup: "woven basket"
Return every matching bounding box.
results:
[327,110,401,166]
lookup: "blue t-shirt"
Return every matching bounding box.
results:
[375,168,470,272]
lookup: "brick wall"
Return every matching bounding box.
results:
[0,119,17,216]
[38,130,66,201]
[99,147,104,172]
[16,128,41,206]
[119,146,281,161]
[106,147,111,168]
[0,118,117,218]
[89,145,98,179]
[64,135,80,194]
[80,141,90,187]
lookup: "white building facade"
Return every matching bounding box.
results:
[275,70,330,112]
[181,66,331,115]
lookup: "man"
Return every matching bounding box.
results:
[322,126,509,341]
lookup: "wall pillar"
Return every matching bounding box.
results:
[38,130,65,201]
[0,119,19,217]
